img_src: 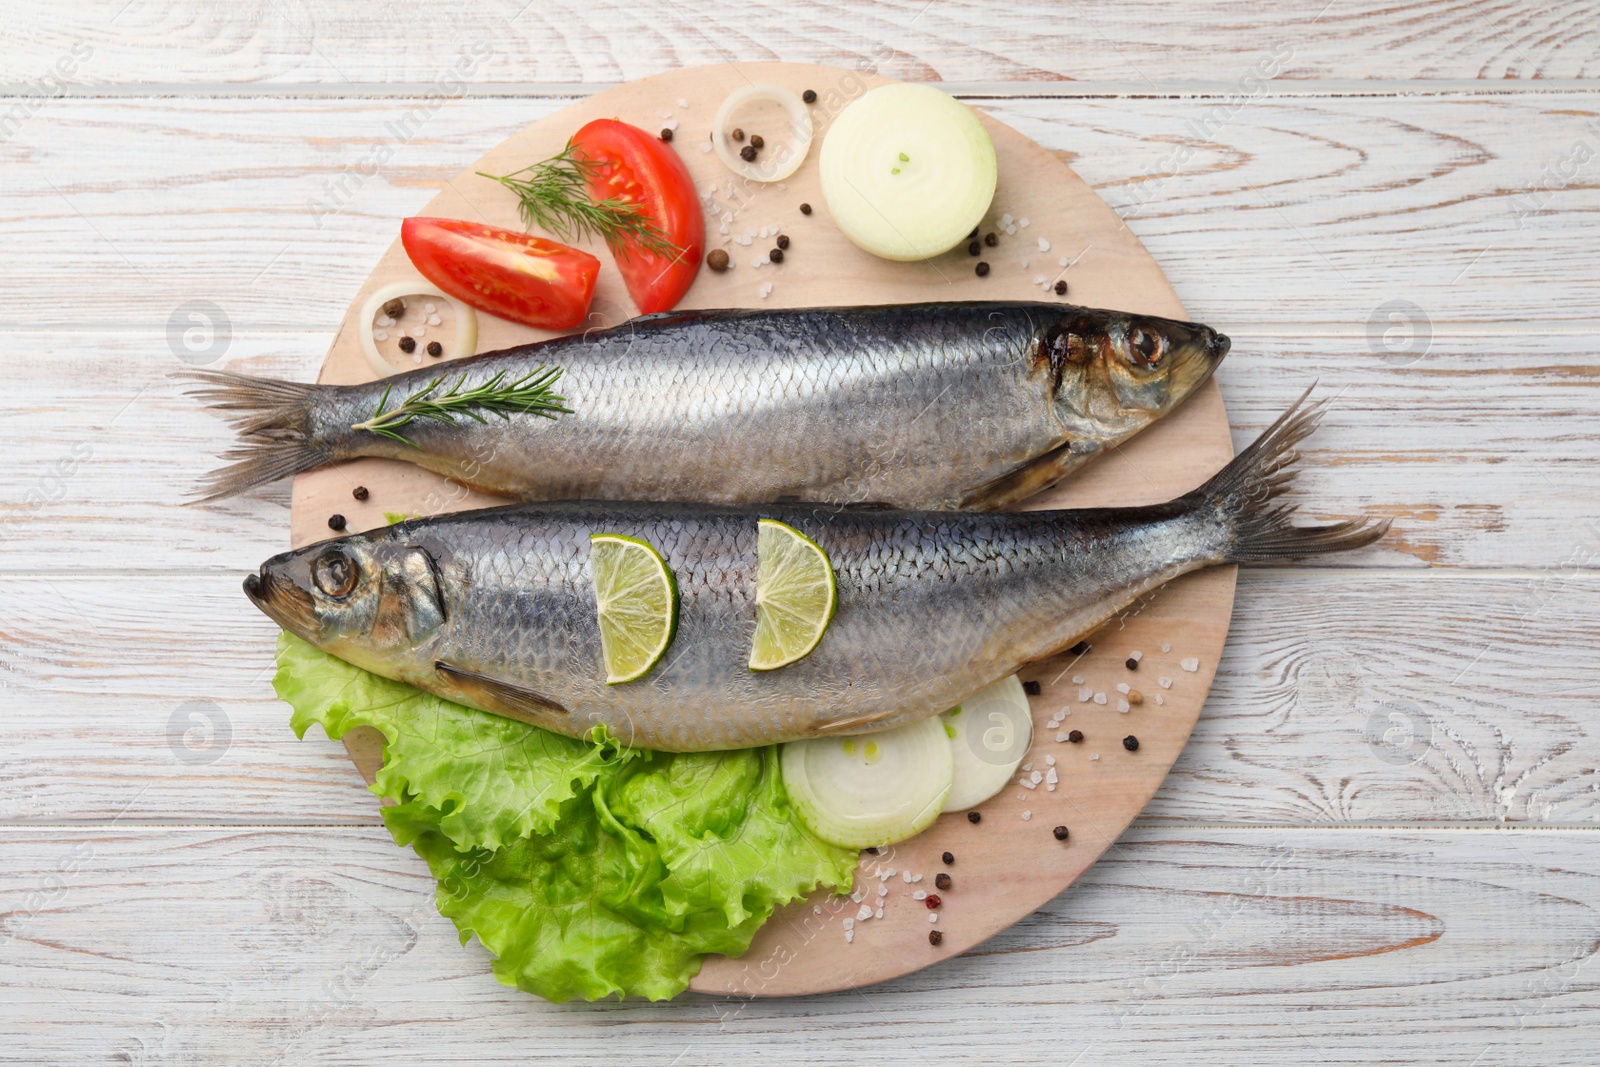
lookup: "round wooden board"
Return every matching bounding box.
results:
[287,62,1236,998]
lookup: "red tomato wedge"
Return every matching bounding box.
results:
[571,119,705,314]
[401,217,600,330]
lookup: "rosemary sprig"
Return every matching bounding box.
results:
[351,367,572,448]
[479,140,682,260]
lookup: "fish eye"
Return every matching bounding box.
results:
[312,548,359,599]
[1128,326,1163,367]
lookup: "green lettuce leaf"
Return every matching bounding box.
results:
[274,632,856,1002]
[275,632,629,851]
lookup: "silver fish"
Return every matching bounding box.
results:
[190,301,1227,510]
[247,391,1387,753]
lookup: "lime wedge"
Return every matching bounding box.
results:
[590,533,679,684]
[749,519,837,671]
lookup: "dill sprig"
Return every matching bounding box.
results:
[479,141,682,260]
[351,367,572,448]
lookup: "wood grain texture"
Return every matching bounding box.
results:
[4,825,1600,1064]
[1,569,1593,827]
[3,94,1599,332]
[3,0,1598,87]
[2,331,1593,571]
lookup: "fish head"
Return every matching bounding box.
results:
[1044,307,1229,441]
[244,530,446,676]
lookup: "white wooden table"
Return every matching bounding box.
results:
[3,3,1598,1062]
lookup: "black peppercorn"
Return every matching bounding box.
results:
[1123,735,1140,751]
[935,872,952,891]
[1068,729,1084,743]
[984,231,998,247]
[769,247,784,263]
[968,226,979,239]
[426,341,442,357]
[865,846,879,855]
[1053,825,1069,841]
[1054,280,1068,296]
[975,262,990,277]
[1022,680,1041,696]
[352,486,369,501]
[749,133,765,149]
[731,127,744,142]
[739,144,757,162]
[327,514,346,531]
[941,851,954,866]
[398,336,416,354]
[799,202,813,215]
[776,234,790,250]
[929,930,943,946]
[967,240,980,256]
[1068,640,1091,656]
[1126,657,1139,671]
[803,89,817,104]
[660,127,673,142]
[967,811,981,824]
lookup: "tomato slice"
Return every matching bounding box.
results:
[400,217,600,331]
[571,119,705,314]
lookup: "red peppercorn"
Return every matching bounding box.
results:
[924,894,942,909]
[941,850,954,865]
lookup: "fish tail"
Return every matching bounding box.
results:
[1193,385,1391,562]
[178,369,334,501]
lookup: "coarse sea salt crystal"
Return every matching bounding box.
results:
[424,302,437,313]
[1006,224,1018,236]
[736,235,753,246]
[1059,255,1070,267]
[752,255,768,268]
[851,888,866,903]
[913,889,926,900]
[1046,755,1056,766]
[911,873,923,883]
[1156,693,1166,706]
[1072,675,1084,685]
[1055,731,1070,742]
[700,141,712,153]
[857,904,873,921]
[845,929,855,943]
[814,904,822,914]
[1090,753,1100,761]
[759,226,769,239]
[1162,643,1172,653]
[413,326,426,338]
[1018,217,1031,228]
[1117,683,1131,694]
[1078,687,1093,702]
[1094,692,1108,705]
[1029,770,1043,785]
[1019,778,1037,790]
[1000,212,1014,227]
[1117,699,1130,713]
[878,884,888,897]
[929,913,939,923]
[1037,237,1050,252]
[427,314,441,326]
[902,869,913,882]
[719,223,731,234]
[1046,767,1058,784]
[373,330,387,341]
[1181,657,1200,672]
[660,110,673,119]
[1022,810,1032,820]
[1159,677,1173,689]
[1022,762,1033,772]
[1033,275,1047,286]
[1129,650,1143,663]
[412,354,422,364]
[876,906,884,919]
[677,97,689,108]
[663,119,679,130]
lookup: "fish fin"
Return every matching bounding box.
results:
[958,439,1083,511]
[1196,385,1392,562]
[433,661,570,721]
[178,370,332,501]
[812,707,901,736]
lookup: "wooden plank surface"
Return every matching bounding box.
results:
[4,95,1600,329]
[5,825,1600,1064]
[2,2,1598,1058]
[4,1,1598,87]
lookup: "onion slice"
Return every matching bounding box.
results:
[711,83,813,183]
[940,675,1033,812]
[819,83,997,261]
[781,716,953,849]
[356,279,478,379]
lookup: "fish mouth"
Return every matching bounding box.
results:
[1208,329,1231,361]
[243,567,317,635]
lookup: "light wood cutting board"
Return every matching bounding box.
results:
[287,62,1236,997]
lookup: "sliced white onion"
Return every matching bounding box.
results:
[781,715,953,849]
[711,83,813,184]
[940,675,1033,812]
[819,83,997,261]
[356,279,478,379]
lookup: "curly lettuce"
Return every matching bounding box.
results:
[275,633,855,1001]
